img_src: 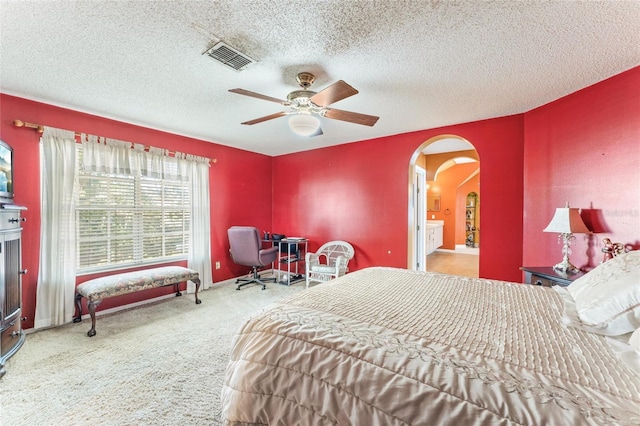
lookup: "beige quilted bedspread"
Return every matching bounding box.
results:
[221,267,640,425]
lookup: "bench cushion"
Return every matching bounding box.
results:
[309,264,337,274]
[77,266,199,302]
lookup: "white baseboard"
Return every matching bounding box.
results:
[431,246,479,255]
[454,245,479,255]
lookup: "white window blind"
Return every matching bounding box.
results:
[75,146,190,273]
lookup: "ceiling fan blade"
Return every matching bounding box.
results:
[229,88,286,104]
[310,80,358,107]
[323,108,379,127]
[241,111,287,125]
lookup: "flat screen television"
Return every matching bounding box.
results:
[0,140,14,201]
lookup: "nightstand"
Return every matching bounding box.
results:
[520,266,586,287]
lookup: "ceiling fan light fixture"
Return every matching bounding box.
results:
[229,72,379,134]
[288,114,320,136]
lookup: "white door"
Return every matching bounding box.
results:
[414,166,426,271]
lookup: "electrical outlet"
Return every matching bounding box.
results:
[215,261,221,269]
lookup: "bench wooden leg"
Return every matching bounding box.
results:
[173,281,201,304]
[87,300,101,337]
[193,278,202,304]
[73,293,83,323]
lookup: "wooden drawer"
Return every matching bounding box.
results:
[0,210,23,232]
[520,266,582,287]
[528,274,558,287]
[1,318,21,358]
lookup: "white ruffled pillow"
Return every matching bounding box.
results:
[554,250,640,336]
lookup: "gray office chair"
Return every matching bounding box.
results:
[228,226,278,290]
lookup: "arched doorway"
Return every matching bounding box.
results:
[408,135,480,276]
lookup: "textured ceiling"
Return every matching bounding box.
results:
[1,0,639,156]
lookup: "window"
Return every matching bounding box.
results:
[75,147,190,273]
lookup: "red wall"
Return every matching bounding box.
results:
[272,115,524,281]
[0,94,273,329]
[2,65,636,330]
[523,67,640,271]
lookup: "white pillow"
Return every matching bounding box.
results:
[563,250,640,335]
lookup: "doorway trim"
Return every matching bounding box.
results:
[413,165,426,271]
[407,134,477,270]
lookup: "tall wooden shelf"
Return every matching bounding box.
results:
[465,192,479,248]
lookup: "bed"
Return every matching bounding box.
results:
[221,251,640,425]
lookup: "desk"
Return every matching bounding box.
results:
[272,238,308,285]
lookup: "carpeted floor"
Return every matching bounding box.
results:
[0,275,305,426]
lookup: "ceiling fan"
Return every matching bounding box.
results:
[229,72,379,136]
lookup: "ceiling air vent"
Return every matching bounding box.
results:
[204,41,254,72]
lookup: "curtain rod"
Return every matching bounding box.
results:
[12,119,217,163]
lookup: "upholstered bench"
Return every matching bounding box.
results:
[73,266,201,337]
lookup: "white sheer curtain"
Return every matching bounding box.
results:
[83,137,212,290]
[182,153,212,292]
[35,128,78,329]
[35,132,212,327]
[81,136,137,175]
[81,135,180,179]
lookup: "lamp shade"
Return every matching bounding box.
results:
[288,114,320,136]
[543,205,591,234]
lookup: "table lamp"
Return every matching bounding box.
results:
[543,202,591,274]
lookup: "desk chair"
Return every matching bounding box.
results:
[228,226,278,290]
